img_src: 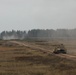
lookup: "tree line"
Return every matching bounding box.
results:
[0,29,76,40]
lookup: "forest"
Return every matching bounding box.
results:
[0,29,76,40]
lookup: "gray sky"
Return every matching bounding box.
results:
[0,0,76,31]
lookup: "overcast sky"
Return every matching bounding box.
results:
[0,0,76,32]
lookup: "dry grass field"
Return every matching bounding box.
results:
[0,40,76,75]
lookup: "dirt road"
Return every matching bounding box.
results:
[9,41,52,53]
[55,54,76,61]
[9,41,76,61]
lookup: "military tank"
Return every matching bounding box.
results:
[53,44,67,54]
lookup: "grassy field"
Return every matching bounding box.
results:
[0,40,76,75]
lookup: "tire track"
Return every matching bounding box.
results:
[9,41,76,61]
[55,54,76,61]
[9,41,52,53]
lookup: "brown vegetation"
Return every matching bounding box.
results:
[0,40,76,75]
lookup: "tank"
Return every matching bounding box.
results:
[53,44,67,54]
